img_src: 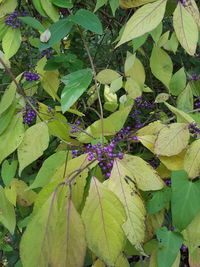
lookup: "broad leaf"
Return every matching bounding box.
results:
[0,79,16,115]
[20,187,86,267]
[0,0,17,17]
[173,2,198,55]
[69,9,103,34]
[184,139,200,179]
[150,46,173,88]
[169,67,186,96]
[41,70,60,100]
[19,16,46,32]
[147,187,171,214]
[171,170,200,231]
[2,28,21,59]
[120,0,155,8]
[165,102,194,124]
[0,186,16,234]
[156,227,183,267]
[117,0,167,47]
[39,19,73,51]
[18,122,49,174]
[107,160,146,251]
[154,123,189,156]
[82,177,126,266]
[1,160,18,187]
[51,0,73,8]
[40,0,59,22]
[96,69,121,84]
[0,114,24,164]
[61,69,93,113]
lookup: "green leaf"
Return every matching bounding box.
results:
[0,114,24,164]
[0,100,16,135]
[61,69,93,113]
[109,0,119,16]
[78,105,132,143]
[177,83,193,112]
[171,170,200,231]
[39,19,73,51]
[69,9,103,34]
[29,151,66,189]
[150,46,173,88]
[17,122,49,175]
[147,187,171,214]
[19,16,46,32]
[173,2,198,55]
[51,0,73,8]
[0,186,16,234]
[41,70,60,100]
[32,0,47,17]
[150,22,163,43]
[116,0,167,47]
[82,177,126,266]
[169,67,186,96]
[0,0,17,17]
[107,160,146,251]
[94,0,108,12]
[40,0,59,22]
[156,227,183,267]
[1,160,18,187]
[96,69,121,84]
[20,187,86,267]
[2,28,21,59]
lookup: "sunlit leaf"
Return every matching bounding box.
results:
[119,0,155,8]
[2,27,21,59]
[169,67,186,96]
[96,69,121,84]
[184,139,200,179]
[40,0,59,21]
[82,177,126,266]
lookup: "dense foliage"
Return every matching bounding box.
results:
[0,0,200,266]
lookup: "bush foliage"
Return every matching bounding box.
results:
[0,0,200,266]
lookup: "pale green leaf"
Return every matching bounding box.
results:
[40,0,59,21]
[96,69,121,84]
[2,28,21,59]
[0,114,24,164]
[82,177,126,266]
[184,139,200,179]
[150,46,173,88]
[119,0,155,8]
[107,160,146,251]
[154,123,190,156]
[165,102,194,124]
[41,70,60,100]
[150,22,163,43]
[177,83,193,112]
[169,67,186,96]
[0,0,17,17]
[117,0,167,47]
[173,2,198,55]
[18,122,49,174]
[1,160,18,187]
[0,186,16,234]
[51,0,73,8]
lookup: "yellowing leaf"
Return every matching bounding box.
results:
[155,93,170,103]
[137,121,166,136]
[182,211,200,253]
[154,123,190,156]
[107,160,146,251]
[184,139,200,179]
[120,0,155,8]
[18,122,49,174]
[41,70,60,100]
[185,0,200,30]
[0,186,16,234]
[2,28,21,59]
[78,105,132,143]
[138,135,156,152]
[96,69,121,84]
[165,102,194,124]
[0,0,17,17]
[150,46,173,88]
[116,155,164,191]
[11,179,37,206]
[117,0,167,47]
[145,210,164,242]
[20,188,86,267]
[82,177,126,266]
[173,2,198,55]
[0,114,24,164]
[159,150,186,171]
[125,78,142,99]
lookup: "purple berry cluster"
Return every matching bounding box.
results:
[147,158,159,169]
[187,74,199,81]
[180,0,187,7]
[38,48,53,60]
[5,10,28,28]
[23,102,36,125]
[24,72,40,82]
[194,98,200,108]
[70,121,81,134]
[180,245,187,251]
[189,123,200,138]
[131,96,155,129]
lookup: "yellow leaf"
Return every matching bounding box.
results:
[154,123,190,156]
[41,70,60,100]
[125,78,142,99]
[155,93,170,103]
[120,0,156,8]
[185,0,200,31]
[138,135,156,152]
[82,177,126,266]
[4,186,16,206]
[159,150,186,171]
[96,69,121,84]
[182,211,200,253]
[173,2,198,55]
[137,120,166,136]
[165,102,194,124]
[145,210,164,242]
[116,155,164,191]
[107,160,146,251]
[184,139,200,179]
[117,0,167,47]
